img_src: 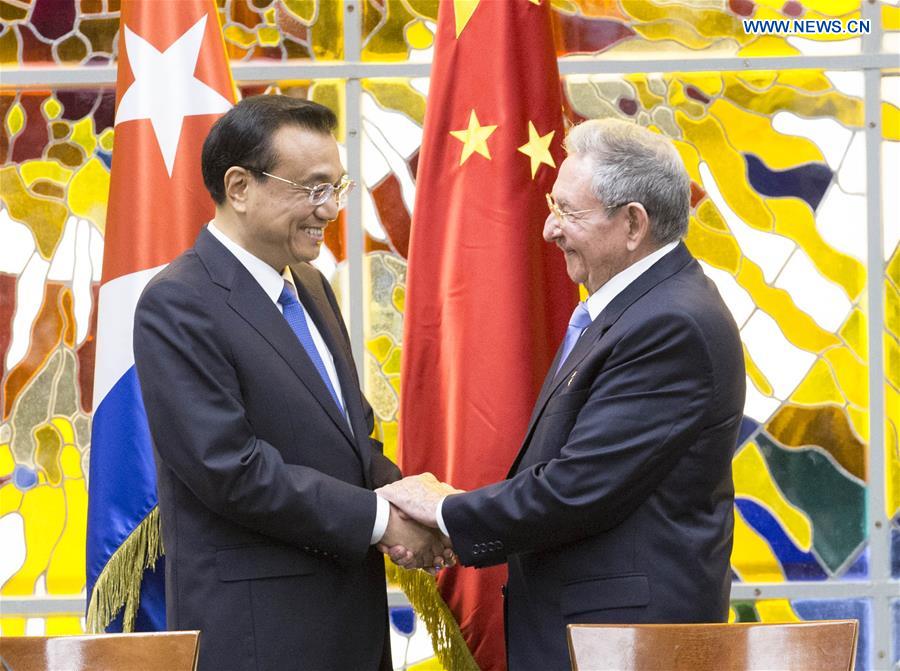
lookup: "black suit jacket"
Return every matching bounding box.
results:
[133,228,400,671]
[442,243,745,670]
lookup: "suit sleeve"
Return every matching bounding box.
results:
[134,277,377,564]
[443,310,716,567]
[314,269,402,488]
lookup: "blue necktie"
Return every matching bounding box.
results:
[278,280,345,417]
[556,301,593,375]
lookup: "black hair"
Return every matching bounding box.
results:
[201,95,338,204]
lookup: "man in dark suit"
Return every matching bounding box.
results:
[380,118,746,670]
[133,95,447,671]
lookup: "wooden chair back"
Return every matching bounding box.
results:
[1,631,200,671]
[568,620,858,671]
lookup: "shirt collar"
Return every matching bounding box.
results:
[585,240,679,321]
[207,221,289,305]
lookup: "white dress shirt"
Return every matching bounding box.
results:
[207,222,389,544]
[434,241,679,536]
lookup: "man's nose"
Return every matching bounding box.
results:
[543,213,561,242]
[315,197,339,222]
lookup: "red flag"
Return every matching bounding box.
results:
[86,0,235,632]
[399,2,576,669]
[103,0,235,284]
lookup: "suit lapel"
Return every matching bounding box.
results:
[508,243,695,477]
[195,229,357,448]
[529,339,568,427]
[292,268,372,480]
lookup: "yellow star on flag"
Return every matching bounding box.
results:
[450,110,498,165]
[517,121,556,178]
[453,0,480,38]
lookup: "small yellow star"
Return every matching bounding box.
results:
[453,0,480,38]
[449,110,498,165]
[517,121,556,178]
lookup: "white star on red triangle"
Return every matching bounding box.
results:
[115,14,232,177]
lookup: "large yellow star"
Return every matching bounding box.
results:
[517,121,556,178]
[449,110,498,166]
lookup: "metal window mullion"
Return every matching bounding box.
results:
[730,580,896,600]
[0,597,87,617]
[343,2,364,378]
[5,53,900,89]
[861,2,892,668]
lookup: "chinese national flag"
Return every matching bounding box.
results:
[399,1,576,669]
[86,0,234,632]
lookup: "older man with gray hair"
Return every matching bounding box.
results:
[380,118,746,670]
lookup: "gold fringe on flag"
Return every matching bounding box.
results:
[386,562,480,671]
[86,506,164,633]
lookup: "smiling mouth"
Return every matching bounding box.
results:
[301,226,325,242]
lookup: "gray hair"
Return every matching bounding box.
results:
[564,119,690,245]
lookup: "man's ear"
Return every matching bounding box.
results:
[623,202,650,252]
[223,166,252,214]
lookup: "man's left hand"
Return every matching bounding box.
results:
[377,473,462,528]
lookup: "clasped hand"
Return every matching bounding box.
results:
[376,473,463,572]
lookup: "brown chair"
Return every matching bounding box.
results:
[568,620,858,671]
[0,631,200,671]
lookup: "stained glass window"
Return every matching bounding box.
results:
[359,0,873,63]
[1,86,110,636]
[553,0,866,58]
[0,1,118,66]
[884,2,900,55]
[362,0,437,62]
[220,0,344,62]
[360,77,424,468]
[0,0,342,66]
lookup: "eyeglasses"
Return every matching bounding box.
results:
[545,193,625,225]
[248,168,356,209]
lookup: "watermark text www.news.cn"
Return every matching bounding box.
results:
[743,18,871,35]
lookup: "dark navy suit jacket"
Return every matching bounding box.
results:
[134,228,399,670]
[443,242,745,670]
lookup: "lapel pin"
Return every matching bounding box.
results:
[567,371,577,387]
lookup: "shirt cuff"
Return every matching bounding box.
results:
[370,494,390,544]
[436,496,449,537]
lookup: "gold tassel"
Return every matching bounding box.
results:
[86,506,164,633]
[387,562,480,671]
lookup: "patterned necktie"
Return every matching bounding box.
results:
[278,280,345,417]
[555,301,593,375]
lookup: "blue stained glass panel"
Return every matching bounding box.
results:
[841,546,868,581]
[792,599,870,671]
[892,523,900,579]
[389,605,416,636]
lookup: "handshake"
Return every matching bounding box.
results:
[375,473,463,573]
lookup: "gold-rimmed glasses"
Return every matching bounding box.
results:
[545,193,625,225]
[248,168,356,209]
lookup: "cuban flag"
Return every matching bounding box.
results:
[85,0,234,632]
